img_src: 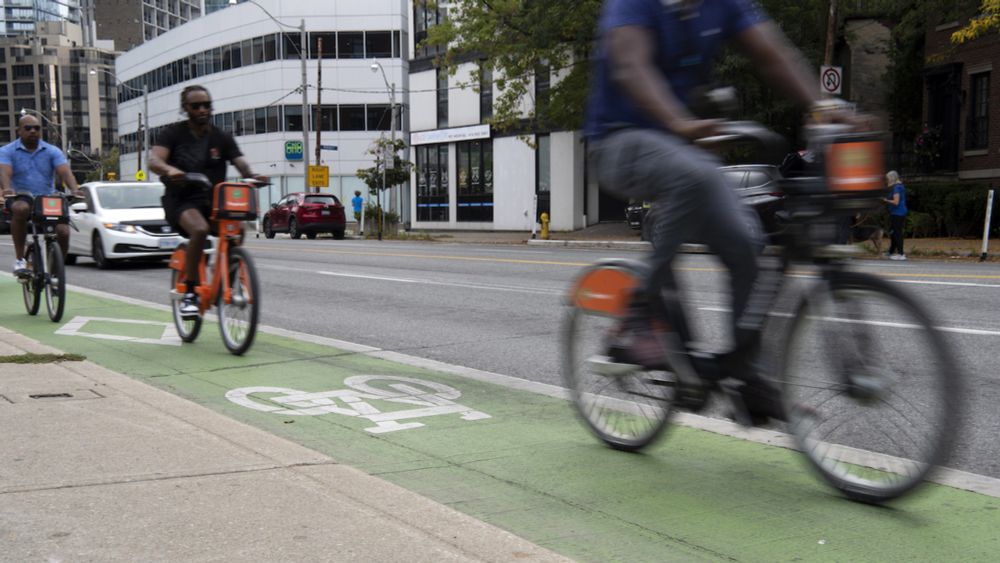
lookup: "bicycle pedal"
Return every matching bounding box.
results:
[586,355,641,376]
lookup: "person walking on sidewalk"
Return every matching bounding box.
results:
[0,114,80,277]
[883,170,908,260]
[351,190,364,234]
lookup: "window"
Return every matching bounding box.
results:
[266,106,280,132]
[416,144,449,221]
[255,107,266,134]
[457,140,493,222]
[535,64,550,117]
[264,34,278,61]
[535,134,550,220]
[367,104,391,131]
[241,39,253,67]
[283,34,304,60]
[366,31,392,58]
[243,109,255,135]
[340,105,366,131]
[12,64,33,79]
[311,32,336,58]
[967,72,990,150]
[338,32,364,59]
[222,44,233,71]
[13,82,33,95]
[480,64,493,122]
[284,105,303,132]
[437,68,448,128]
[319,105,337,131]
[413,1,445,58]
[252,36,264,64]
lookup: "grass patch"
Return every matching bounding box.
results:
[0,353,86,364]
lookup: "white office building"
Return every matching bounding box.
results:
[115,0,408,213]
[406,1,606,232]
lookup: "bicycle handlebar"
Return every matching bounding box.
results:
[694,121,788,164]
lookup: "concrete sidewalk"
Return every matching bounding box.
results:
[0,327,569,563]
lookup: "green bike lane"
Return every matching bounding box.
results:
[3,278,999,562]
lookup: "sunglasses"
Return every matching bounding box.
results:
[188,101,212,110]
[22,125,41,132]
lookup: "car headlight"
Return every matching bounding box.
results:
[103,223,137,233]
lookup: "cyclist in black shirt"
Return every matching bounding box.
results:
[149,85,267,318]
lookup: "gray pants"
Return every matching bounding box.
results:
[590,128,762,350]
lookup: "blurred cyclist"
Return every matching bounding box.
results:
[149,85,267,319]
[0,114,81,277]
[586,0,846,423]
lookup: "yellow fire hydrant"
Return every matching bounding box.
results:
[540,212,550,240]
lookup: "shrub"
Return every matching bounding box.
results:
[903,181,996,237]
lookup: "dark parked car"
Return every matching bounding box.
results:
[263,192,346,240]
[634,164,786,242]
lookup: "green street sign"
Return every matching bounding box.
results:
[284,140,303,161]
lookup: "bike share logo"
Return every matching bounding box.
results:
[226,375,490,434]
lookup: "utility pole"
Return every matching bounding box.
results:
[137,112,144,172]
[389,82,396,217]
[314,37,323,193]
[824,0,838,67]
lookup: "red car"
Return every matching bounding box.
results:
[262,192,346,240]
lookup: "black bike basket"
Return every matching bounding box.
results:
[32,194,69,224]
[211,182,258,221]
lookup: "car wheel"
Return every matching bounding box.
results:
[289,217,302,239]
[65,253,77,266]
[332,229,345,240]
[92,233,113,269]
[306,232,317,240]
[263,218,275,239]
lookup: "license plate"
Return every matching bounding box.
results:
[321,210,330,216]
[159,238,180,249]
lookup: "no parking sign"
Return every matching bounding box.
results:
[820,65,842,95]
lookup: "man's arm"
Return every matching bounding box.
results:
[606,26,721,141]
[732,21,820,109]
[232,156,256,179]
[149,145,184,178]
[55,163,80,195]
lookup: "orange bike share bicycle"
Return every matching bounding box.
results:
[167,173,268,355]
[8,192,71,322]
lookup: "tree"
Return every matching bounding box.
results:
[952,0,1000,44]
[424,0,601,133]
[355,137,412,236]
[82,147,120,183]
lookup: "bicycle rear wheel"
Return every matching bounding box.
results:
[781,271,961,503]
[22,242,41,316]
[217,246,259,356]
[562,260,679,452]
[170,243,202,343]
[44,242,65,322]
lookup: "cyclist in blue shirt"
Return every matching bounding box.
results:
[586,0,852,423]
[0,114,80,277]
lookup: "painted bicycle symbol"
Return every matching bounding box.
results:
[225,375,490,434]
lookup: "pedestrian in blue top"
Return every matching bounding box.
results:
[351,190,365,235]
[0,114,80,277]
[883,170,907,260]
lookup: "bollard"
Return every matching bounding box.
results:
[540,212,550,240]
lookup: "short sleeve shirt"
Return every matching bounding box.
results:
[0,139,68,196]
[351,196,364,213]
[584,0,767,139]
[889,183,907,216]
[153,121,243,188]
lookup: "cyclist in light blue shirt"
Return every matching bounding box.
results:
[0,114,80,276]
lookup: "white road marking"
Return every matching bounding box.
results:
[58,281,1000,499]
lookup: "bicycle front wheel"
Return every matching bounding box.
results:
[217,246,259,356]
[44,242,66,322]
[562,260,677,452]
[781,271,961,503]
[22,242,41,316]
[170,243,202,343]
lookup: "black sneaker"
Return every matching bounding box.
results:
[179,292,200,319]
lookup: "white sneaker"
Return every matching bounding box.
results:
[897,254,907,261]
[12,258,28,277]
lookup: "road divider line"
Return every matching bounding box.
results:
[60,281,1000,499]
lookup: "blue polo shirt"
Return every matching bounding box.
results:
[0,138,68,196]
[584,0,767,139]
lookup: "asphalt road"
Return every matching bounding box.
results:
[4,237,1000,478]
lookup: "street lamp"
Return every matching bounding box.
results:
[370,61,396,242]
[90,67,149,179]
[19,108,67,153]
[232,0,310,173]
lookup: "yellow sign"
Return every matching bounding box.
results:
[307,165,329,188]
[135,170,146,181]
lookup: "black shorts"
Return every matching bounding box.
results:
[161,188,211,238]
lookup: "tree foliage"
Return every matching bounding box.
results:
[424,0,601,133]
[952,0,1000,43]
[355,137,412,195]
